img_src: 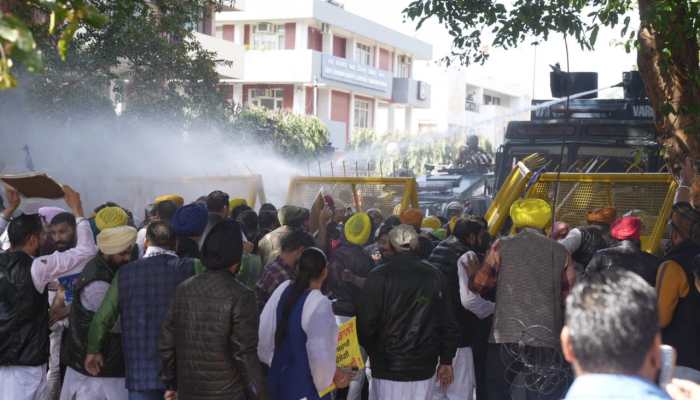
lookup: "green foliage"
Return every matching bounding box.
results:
[0,1,106,89]
[350,128,379,149]
[7,0,224,127]
[403,0,700,153]
[230,107,330,160]
[403,0,643,66]
[349,129,461,175]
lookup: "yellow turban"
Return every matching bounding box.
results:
[344,212,372,246]
[510,198,552,230]
[229,198,248,211]
[97,226,137,255]
[95,207,128,231]
[154,194,184,208]
[421,216,441,231]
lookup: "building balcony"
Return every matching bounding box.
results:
[465,100,479,113]
[192,32,244,79]
[392,77,431,108]
[242,49,315,83]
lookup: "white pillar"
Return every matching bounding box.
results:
[296,22,308,50]
[349,93,356,140]
[293,84,305,114]
[405,106,413,134]
[322,30,333,54]
[347,37,356,61]
[313,85,319,116]
[234,25,244,45]
[393,52,399,76]
[373,45,380,68]
[372,99,380,131]
[233,84,243,105]
[387,104,395,133]
[317,88,331,121]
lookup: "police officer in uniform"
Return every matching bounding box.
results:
[456,135,492,172]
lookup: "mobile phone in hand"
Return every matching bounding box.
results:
[658,344,676,388]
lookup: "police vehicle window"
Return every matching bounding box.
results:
[575,146,647,172]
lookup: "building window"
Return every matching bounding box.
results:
[251,23,285,50]
[397,55,411,78]
[484,94,502,106]
[249,88,284,110]
[354,98,372,129]
[355,43,373,66]
[465,93,479,112]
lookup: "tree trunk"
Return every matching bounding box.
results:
[637,0,700,171]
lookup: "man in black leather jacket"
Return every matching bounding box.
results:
[159,220,267,400]
[357,225,459,399]
[586,216,660,286]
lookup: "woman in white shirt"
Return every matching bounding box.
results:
[258,247,349,399]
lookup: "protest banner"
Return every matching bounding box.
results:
[319,317,364,397]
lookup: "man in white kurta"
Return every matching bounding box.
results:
[0,186,97,400]
[432,251,496,400]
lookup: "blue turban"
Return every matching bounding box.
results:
[171,203,208,237]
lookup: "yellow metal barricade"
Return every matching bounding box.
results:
[487,161,677,254]
[286,176,419,217]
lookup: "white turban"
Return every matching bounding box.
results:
[97,226,137,255]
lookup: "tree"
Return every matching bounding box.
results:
[403,0,700,166]
[5,0,226,128]
[0,0,106,89]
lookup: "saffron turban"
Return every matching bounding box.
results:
[422,216,442,231]
[95,206,128,231]
[586,207,617,225]
[400,208,424,229]
[510,198,552,230]
[155,194,184,208]
[610,216,642,241]
[171,203,208,237]
[97,226,137,255]
[344,212,371,246]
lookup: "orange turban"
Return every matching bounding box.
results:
[586,207,617,225]
[400,208,424,229]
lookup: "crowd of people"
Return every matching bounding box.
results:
[2,161,700,400]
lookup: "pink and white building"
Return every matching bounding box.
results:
[203,0,433,149]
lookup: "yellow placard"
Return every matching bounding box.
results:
[319,317,364,397]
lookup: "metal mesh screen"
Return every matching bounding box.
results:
[287,178,417,216]
[527,177,674,251]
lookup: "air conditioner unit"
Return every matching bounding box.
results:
[256,22,274,33]
[321,23,330,34]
